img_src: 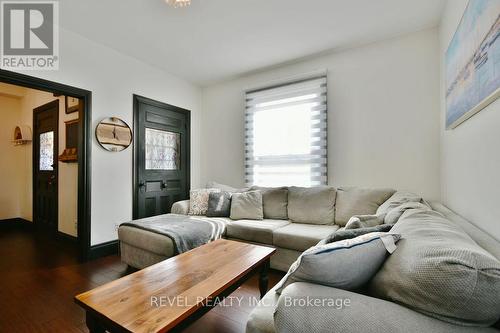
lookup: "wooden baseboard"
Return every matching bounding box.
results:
[88,240,119,260]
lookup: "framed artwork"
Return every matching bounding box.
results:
[445,0,500,129]
[66,96,81,114]
[95,117,133,152]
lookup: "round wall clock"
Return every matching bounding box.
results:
[95,117,132,152]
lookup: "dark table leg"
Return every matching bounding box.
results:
[86,311,106,333]
[259,259,270,299]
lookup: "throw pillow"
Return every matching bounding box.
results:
[206,191,232,217]
[287,186,336,225]
[335,187,396,226]
[250,186,288,219]
[370,209,500,326]
[230,191,264,220]
[188,188,220,215]
[275,232,400,294]
[324,224,395,243]
[344,214,384,229]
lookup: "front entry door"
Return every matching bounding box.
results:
[33,100,59,230]
[133,95,190,219]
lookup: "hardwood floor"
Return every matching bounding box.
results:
[0,223,283,333]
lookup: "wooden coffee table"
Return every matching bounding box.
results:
[75,239,275,333]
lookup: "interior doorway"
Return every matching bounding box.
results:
[0,70,92,260]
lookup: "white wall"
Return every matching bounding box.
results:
[440,1,500,241]
[13,28,202,245]
[201,28,441,200]
[0,95,23,220]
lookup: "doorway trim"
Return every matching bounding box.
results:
[0,69,92,260]
[132,94,191,219]
[33,100,60,231]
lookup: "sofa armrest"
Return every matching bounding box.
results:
[171,200,190,215]
[274,283,498,333]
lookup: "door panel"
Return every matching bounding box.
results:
[133,95,190,219]
[33,100,59,230]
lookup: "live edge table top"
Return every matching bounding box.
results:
[75,239,276,333]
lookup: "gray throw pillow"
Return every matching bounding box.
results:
[250,186,288,219]
[335,187,396,226]
[206,191,232,217]
[230,191,263,220]
[370,209,500,326]
[325,224,395,243]
[275,232,400,294]
[287,186,336,224]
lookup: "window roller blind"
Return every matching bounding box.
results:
[245,76,327,187]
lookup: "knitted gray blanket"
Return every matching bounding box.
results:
[120,214,226,254]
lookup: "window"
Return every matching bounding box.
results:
[145,128,180,170]
[245,76,327,187]
[39,131,54,171]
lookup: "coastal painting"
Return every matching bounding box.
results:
[446,0,500,129]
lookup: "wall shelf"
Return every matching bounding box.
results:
[12,125,32,146]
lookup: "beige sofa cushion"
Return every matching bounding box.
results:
[287,186,336,225]
[273,223,339,252]
[370,209,500,326]
[251,186,288,220]
[230,191,264,220]
[335,187,395,226]
[226,219,290,245]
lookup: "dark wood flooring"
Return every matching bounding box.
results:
[0,223,283,333]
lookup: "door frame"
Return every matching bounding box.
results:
[0,69,92,260]
[132,94,191,219]
[33,100,60,230]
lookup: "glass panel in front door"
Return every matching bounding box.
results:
[145,128,180,170]
[39,131,54,171]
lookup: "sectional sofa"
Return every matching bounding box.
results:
[118,185,500,332]
[119,185,396,271]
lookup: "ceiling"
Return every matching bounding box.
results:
[59,0,446,86]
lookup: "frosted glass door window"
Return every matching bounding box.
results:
[39,131,54,171]
[145,128,180,170]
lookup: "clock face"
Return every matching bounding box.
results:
[95,117,132,152]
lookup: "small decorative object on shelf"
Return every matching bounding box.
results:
[59,119,79,163]
[58,148,77,163]
[12,125,32,146]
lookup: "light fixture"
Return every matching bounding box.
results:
[166,0,191,8]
